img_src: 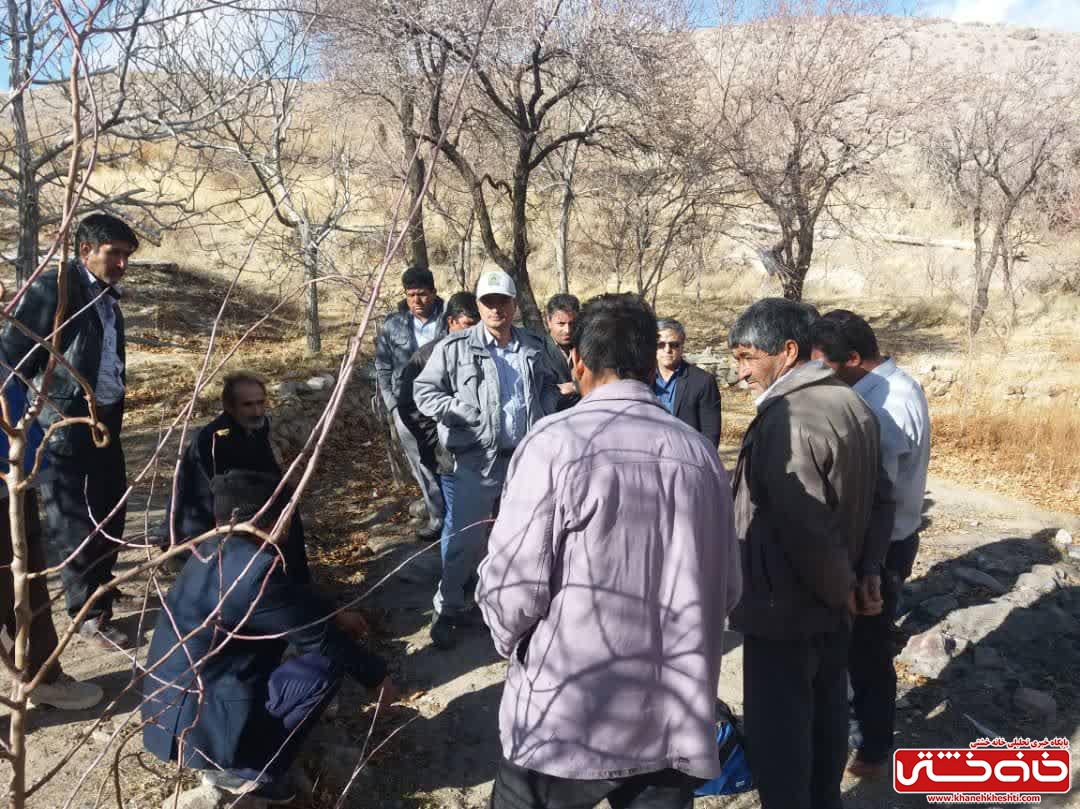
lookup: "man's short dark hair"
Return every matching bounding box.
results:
[809,317,849,364]
[822,309,881,361]
[546,293,580,319]
[211,469,280,526]
[571,293,657,383]
[728,298,818,361]
[75,214,139,251]
[402,266,435,291]
[445,291,479,322]
[222,372,267,408]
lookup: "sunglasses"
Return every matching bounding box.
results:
[657,341,683,350]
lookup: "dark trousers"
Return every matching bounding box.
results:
[744,627,851,809]
[40,409,127,620]
[490,759,698,809]
[231,653,341,782]
[849,534,920,764]
[0,491,60,683]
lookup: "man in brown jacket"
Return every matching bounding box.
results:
[728,298,881,809]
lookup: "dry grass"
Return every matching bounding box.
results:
[931,399,1080,513]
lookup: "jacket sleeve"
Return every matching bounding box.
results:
[374,320,398,413]
[860,412,900,575]
[413,341,480,427]
[757,420,856,610]
[0,271,59,384]
[243,559,387,688]
[536,352,560,417]
[476,435,557,659]
[699,372,722,448]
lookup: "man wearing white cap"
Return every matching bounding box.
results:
[414,269,558,650]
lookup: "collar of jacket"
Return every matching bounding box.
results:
[853,357,897,399]
[75,260,122,300]
[579,378,665,408]
[755,360,836,414]
[465,322,541,355]
[396,296,444,320]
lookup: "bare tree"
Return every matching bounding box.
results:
[706,0,925,301]
[926,58,1078,336]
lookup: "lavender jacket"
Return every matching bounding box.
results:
[476,380,742,780]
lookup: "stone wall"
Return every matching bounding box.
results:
[269,370,377,458]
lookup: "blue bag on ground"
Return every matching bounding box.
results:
[695,699,754,796]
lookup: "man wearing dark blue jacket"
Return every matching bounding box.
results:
[142,470,394,802]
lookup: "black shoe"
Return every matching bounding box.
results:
[252,779,298,803]
[430,613,460,650]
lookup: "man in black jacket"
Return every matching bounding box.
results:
[542,294,581,411]
[143,470,395,803]
[0,214,137,649]
[374,267,448,539]
[653,318,722,448]
[160,372,308,583]
[396,292,479,563]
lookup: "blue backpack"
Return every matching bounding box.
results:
[695,700,754,797]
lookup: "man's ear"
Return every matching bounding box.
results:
[783,338,801,366]
[570,347,585,381]
[78,241,93,260]
[845,351,863,369]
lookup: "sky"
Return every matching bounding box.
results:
[921,0,1080,31]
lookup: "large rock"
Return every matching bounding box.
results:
[953,567,1008,595]
[1013,687,1057,722]
[1053,528,1073,551]
[942,601,1013,644]
[1015,564,1065,595]
[919,594,959,621]
[899,630,956,678]
[159,784,257,809]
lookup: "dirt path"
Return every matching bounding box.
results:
[6,413,1080,809]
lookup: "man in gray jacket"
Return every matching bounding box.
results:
[375,267,447,539]
[728,298,881,809]
[414,269,557,650]
[478,293,741,809]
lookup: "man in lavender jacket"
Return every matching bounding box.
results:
[477,293,742,809]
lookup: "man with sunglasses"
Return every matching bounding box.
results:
[654,318,722,448]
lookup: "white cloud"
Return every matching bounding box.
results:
[926,0,1080,31]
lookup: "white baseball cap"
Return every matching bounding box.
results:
[475,269,517,299]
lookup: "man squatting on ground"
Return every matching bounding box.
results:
[414,269,558,651]
[0,213,138,650]
[375,267,448,541]
[810,309,931,779]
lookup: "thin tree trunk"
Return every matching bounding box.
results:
[400,92,429,270]
[9,0,39,288]
[555,177,573,294]
[7,432,29,809]
[301,226,321,355]
[510,142,543,332]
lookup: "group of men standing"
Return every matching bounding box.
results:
[1,213,931,809]
[378,268,930,809]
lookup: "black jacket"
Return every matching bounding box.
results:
[0,260,125,457]
[542,335,579,411]
[397,338,452,475]
[162,412,309,584]
[671,363,722,448]
[141,531,385,771]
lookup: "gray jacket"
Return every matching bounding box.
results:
[413,323,557,470]
[374,298,446,412]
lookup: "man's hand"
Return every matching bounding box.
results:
[557,382,576,396]
[335,609,371,641]
[855,575,884,616]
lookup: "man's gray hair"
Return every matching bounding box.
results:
[656,318,686,341]
[727,298,819,361]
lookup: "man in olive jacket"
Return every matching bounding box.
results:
[728,298,881,809]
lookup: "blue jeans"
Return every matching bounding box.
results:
[439,473,455,564]
[434,455,510,619]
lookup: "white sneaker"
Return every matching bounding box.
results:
[28,674,104,711]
